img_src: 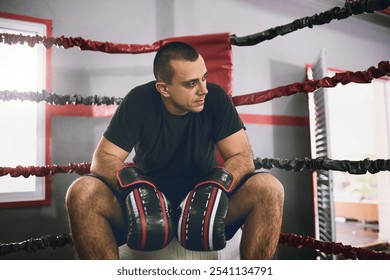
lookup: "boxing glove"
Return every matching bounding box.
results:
[117,165,174,251]
[177,167,234,251]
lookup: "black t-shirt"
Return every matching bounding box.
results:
[104,81,244,204]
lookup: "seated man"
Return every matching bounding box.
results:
[65,41,284,260]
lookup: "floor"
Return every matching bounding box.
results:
[335,218,390,256]
[335,218,379,247]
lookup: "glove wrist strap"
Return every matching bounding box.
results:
[117,165,156,190]
[195,167,234,193]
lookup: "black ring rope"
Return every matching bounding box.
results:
[254,157,390,174]
[230,0,390,46]
[0,234,72,256]
[0,89,123,106]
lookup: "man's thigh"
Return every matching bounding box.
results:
[225,172,281,235]
[224,172,263,238]
[83,174,128,244]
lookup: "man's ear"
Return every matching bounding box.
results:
[155,81,170,97]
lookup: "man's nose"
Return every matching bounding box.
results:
[198,81,208,95]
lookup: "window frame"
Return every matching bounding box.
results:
[0,12,52,208]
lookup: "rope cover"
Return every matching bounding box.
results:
[0,234,72,256]
[230,0,390,46]
[1,232,389,259]
[1,1,389,52]
[1,61,388,106]
[279,233,390,260]
[232,61,389,106]
[2,158,390,178]
[254,157,390,174]
[0,163,91,178]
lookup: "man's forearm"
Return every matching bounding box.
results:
[221,153,255,190]
[90,153,126,191]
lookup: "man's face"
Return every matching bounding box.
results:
[160,56,208,115]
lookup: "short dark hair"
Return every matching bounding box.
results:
[153,41,199,84]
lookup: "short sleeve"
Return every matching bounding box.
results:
[103,91,141,152]
[208,84,245,142]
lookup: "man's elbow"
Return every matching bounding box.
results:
[246,156,255,173]
[235,152,255,173]
[90,160,99,175]
[90,154,104,175]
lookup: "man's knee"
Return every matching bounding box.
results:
[227,173,284,223]
[255,173,283,196]
[65,176,105,210]
[243,173,284,206]
[66,175,125,225]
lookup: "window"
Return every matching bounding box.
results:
[0,13,51,207]
[308,58,390,247]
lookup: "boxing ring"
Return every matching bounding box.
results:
[1,0,390,260]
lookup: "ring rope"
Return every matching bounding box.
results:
[1,1,389,52]
[1,232,389,259]
[0,162,91,178]
[0,33,161,54]
[232,60,389,107]
[0,89,123,105]
[253,157,390,174]
[0,234,72,256]
[0,61,388,106]
[230,0,390,46]
[279,233,390,260]
[2,157,390,178]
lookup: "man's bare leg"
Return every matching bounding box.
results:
[65,176,126,259]
[226,173,284,259]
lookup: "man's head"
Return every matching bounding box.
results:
[154,42,209,116]
[153,42,200,84]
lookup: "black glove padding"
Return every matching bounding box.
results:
[117,165,174,251]
[176,167,233,251]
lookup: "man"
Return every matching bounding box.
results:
[65,42,284,260]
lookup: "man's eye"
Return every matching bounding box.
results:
[187,81,197,87]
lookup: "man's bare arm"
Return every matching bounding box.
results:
[90,136,130,190]
[216,129,255,190]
